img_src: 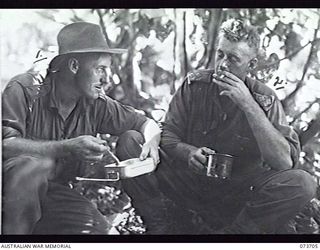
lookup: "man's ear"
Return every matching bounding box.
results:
[248,58,258,70]
[68,58,80,74]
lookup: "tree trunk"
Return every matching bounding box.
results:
[121,34,139,107]
[175,10,189,80]
[171,9,178,95]
[205,9,224,68]
[182,11,189,75]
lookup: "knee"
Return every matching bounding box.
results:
[116,130,144,160]
[286,169,317,202]
[12,155,53,174]
[4,155,54,190]
[117,130,144,147]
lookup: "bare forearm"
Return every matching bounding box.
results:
[2,137,69,160]
[161,127,198,163]
[173,142,198,163]
[244,101,292,170]
[140,119,161,144]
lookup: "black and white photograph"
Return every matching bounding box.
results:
[1,8,320,240]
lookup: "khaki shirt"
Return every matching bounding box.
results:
[2,73,147,181]
[161,69,300,177]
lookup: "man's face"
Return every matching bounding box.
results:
[75,54,112,100]
[214,36,256,81]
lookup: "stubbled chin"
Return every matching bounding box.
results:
[86,90,99,100]
[93,92,100,99]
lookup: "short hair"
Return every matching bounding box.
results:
[47,52,104,75]
[218,19,260,55]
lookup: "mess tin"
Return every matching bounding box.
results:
[206,153,233,179]
[76,157,156,182]
[104,157,156,181]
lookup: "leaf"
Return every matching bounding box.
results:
[140,9,166,19]
[284,28,303,58]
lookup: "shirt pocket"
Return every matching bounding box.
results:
[190,119,219,148]
[190,119,208,147]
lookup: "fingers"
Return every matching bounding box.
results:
[212,76,234,98]
[82,135,106,146]
[190,157,205,173]
[85,137,108,152]
[139,144,160,165]
[76,135,108,153]
[189,147,215,174]
[219,90,232,98]
[89,142,109,153]
[213,77,233,90]
[84,153,104,162]
[194,150,207,165]
[202,147,215,155]
[139,145,149,161]
[219,70,241,82]
[150,148,160,165]
[90,136,107,145]
[213,72,237,87]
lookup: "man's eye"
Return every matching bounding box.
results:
[217,52,224,58]
[97,68,105,74]
[229,57,239,64]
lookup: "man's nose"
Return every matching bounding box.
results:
[99,75,107,84]
[219,60,229,71]
[100,68,112,83]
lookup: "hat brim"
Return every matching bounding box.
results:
[50,47,128,64]
[60,47,128,55]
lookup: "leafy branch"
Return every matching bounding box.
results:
[282,13,320,110]
[70,10,85,23]
[300,115,320,146]
[95,9,112,47]
[257,38,320,71]
[289,98,320,125]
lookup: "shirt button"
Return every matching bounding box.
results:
[188,73,195,80]
[250,186,254,191]
[202,131,207,135]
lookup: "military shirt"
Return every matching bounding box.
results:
[161,69,300,177]
[2,73,147,180]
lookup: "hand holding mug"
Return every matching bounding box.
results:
[188,147,215,174]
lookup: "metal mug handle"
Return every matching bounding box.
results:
[206,153,217,177]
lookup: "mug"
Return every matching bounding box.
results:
[206,153,234,179]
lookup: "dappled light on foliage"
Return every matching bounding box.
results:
[1,8,320,234]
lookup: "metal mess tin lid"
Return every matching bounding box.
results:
[104,157,154,169]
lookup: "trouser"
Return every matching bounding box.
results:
[2,156,53,234]
[156,158,317,234]
[116,130,169,234]
[2,131,166,234]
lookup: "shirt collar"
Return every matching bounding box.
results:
[47,78,58,111]
[45,76,92,113]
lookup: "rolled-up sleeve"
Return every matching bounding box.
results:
[267,97,301,167]
[96,96,147,136]
[2,82,28,139]
[161,81,197,163]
